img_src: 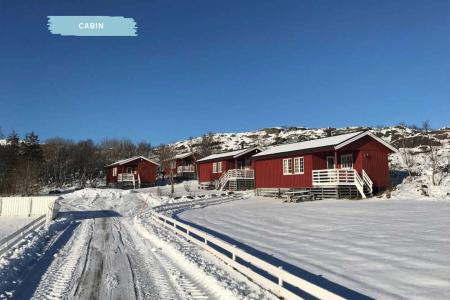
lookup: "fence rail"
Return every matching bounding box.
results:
[150,200,345,300]
[0,215,46,257]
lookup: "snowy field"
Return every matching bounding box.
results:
[0,217,37,239]
[179,197,450,299]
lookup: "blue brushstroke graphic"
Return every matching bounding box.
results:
[48,16,137,36]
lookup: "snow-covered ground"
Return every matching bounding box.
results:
[0,216,37,239]
[179,196,450,299]
[0,186,274,300]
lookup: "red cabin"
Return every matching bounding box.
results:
[105,156,159,189]
[252,131,397,199]
[163,152,197,180]
[197,147,262,190]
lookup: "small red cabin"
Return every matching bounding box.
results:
[105,156,159,189]
[252,131,397,198]
[197,147,262,189]
[163,152,197,180]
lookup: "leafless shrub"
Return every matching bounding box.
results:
[184,182,191,193]
[155,187,162,197]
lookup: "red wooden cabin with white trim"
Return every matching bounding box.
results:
[105,156,159,189]
[197,147,262,190]
[252,131,397,198]
[163,152,197,180]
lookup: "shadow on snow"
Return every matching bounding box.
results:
[58,209,122,220]
[174,213,373,300]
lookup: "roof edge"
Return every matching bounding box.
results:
[105,156,160,167]
[334,131,398,153]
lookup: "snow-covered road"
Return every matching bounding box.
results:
[1,188,269,300]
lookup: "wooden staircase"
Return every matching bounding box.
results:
[312,169,373,199]
[218,169,255,191]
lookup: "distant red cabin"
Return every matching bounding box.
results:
[197,147,262,189]
[252,131,397,198]
[105,156,159,188]
[163,152,197,180]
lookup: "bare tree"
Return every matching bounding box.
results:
[422,121,440,185]
[395,122,416,177]
[198,132,217,158]
[157,144,177,195]
[186,137,199,179]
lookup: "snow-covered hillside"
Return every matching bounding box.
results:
[172,126,450,153]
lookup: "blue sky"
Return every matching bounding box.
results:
[0,0,449,144]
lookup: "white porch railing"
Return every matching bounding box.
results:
[312,169,368,198]
[218,169,255,190]
[177,165,195,173]
[362,169,373,194]
[117,173,140,189]
[117,173,135,182]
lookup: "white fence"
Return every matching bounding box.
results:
[0,215,47,257]
[150,201,345,300]
[0,196,60,257]
[0,196,58,217]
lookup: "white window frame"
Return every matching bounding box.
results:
[112,167,117,176]
[283,158,292,175]
[217,161,223,173]
[294,157,304,174]
[341,154,353,169]
[212,162,217,173]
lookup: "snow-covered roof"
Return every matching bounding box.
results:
[162,152,194,162]
[105,156,160,167]
[253,131,397,158]
[197,147,262,162]
[175,152,193,160]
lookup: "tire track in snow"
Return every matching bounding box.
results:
[30,221,91,300]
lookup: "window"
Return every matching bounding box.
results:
[212,162,217,173]
[170,161,176,169]
[326,156,335,169]
[126,166,133,173]
[294,157,304,174]
[283,158,292,175]
[112,167,117,176]
[217,161,223,173]
[341,154,353,169]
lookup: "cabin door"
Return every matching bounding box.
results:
[326,156,335,169]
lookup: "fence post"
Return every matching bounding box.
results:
[278,266,283,287]
[28,198,33,217]
[232,245,236,261]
